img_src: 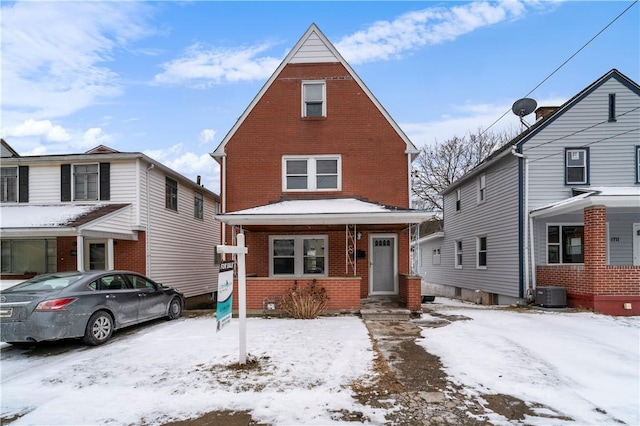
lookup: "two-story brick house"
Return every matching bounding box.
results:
[418,69,640,315]
[1,141,221,300]
[211,24,435,313]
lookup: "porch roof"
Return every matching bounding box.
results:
[216,198,438,225]
[530,187,640,218]
[0,203,137,239]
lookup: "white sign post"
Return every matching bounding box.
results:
[216,233,249,364]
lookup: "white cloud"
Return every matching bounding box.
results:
[199,129,216,145]
[0,1,154,120]
[2,119,71,142]
[336,1,529,64]
[83,128,113,146]
[154,43,282,87]
[144,144,220,192]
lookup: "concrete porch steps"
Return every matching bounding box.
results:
[360,296,412,321]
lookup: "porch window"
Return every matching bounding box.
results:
[302,81,325,117]
[1,167,17,202]
[565,148,589,185]
[454,240,463,269]
[547,225,584,264]
[74,164,99,200]
[1,239,57,274]
[270,235,327,277]
[283,155,341,191]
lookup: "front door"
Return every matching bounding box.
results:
[633,223,640,266]
[84,240,107,270]
[369,234,397,295]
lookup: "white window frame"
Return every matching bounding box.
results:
[432,248,441,265]
[73,163,99,201]
[565,148,588,185]
[282,155,341,192]
[269,235,328,277]
[455,188,461,211]
[546,223,585,265]
[477,173,486,203]
[301,80,326,118]
[1,166,18,203]
[476,236,487,269]
[454,240,463,269]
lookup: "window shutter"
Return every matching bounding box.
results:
[61,164,71,201]
[99,162,110,200]
[18,166,29,203]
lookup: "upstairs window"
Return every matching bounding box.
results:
[455,188,461,211]
[74,164,99,200]
[1,167,17,202]
[547,225,584,264]
[478,174,486,203]
[302,81,326,117]
[283,155,340,191]
[194,192,204,219]
[565,148,589,185]
[165,177,178,211]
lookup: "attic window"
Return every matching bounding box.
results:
[302,81,326,118]
[608,93,616,122]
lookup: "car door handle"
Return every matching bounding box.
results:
[138,293,147,297]
[106,294,116,299]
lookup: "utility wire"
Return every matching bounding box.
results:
[480,0,639,137]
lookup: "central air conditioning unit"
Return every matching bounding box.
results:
[535,286,567,308]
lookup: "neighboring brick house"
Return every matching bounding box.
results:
[211,24,435,313]
[1,141,221,299]
[417,69,640,316]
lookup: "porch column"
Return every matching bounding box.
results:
[107,239,115,270]
[584,205,607,295]
[76,235,84,272]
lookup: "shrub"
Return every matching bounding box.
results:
[281,280,329,319]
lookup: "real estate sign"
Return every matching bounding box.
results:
[216,260,234,332]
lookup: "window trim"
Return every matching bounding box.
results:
[546,223,585,265]
[564,147,589,185]
[1,166,18,203]
[477,173,486,204]
[301,80,326,118]
[454,239,463,269]
[73,163,100,201]
[635,145,640,184]
[194,191,204,220]
[282,155,341,192]
[269,235,328,277]
[165,177,178,211]
[455,188,461,211]
[476,236,487,269]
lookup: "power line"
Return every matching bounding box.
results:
[481,0,639,137]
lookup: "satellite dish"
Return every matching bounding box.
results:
[511,98,537,117]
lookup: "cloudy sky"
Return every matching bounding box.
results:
[1,1,638,191]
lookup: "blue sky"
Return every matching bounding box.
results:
[1,1,638,192]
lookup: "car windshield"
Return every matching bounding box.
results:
[4,273,84,292]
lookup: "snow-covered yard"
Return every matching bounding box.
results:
[1,299,638,425]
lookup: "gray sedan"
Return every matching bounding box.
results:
[0,270,184,346]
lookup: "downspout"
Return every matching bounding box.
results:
[529,216,536,289]
[146,163,154,276]
[511,146,530,299]
[221,155,226,245]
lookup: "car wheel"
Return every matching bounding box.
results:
[83,311,114,346]
[167,297,182,320]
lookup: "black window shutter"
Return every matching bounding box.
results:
[61,164,71,201]
[99,162,110,200]
[18,166,29,203]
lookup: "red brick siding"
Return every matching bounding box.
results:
[231,277,361,312]
[57,236,78,272]
[399,274,422,311]
[536,206,640,316]
[224,62,410,213]
[113,233,146,274]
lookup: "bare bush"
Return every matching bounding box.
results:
[281,281,329,319]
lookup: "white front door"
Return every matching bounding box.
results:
[633,223,640,266]
[369,234,397,295]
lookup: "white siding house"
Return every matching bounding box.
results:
[0,142,221,300]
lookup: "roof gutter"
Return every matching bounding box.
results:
[215,211,438,226]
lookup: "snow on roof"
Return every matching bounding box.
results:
[531,187,640,218]
[227,198,391,215]
[0,204,104,228]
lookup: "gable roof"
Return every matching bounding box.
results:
[442,68,640,194]
[1,139,20,158]
[211,23,418,160]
